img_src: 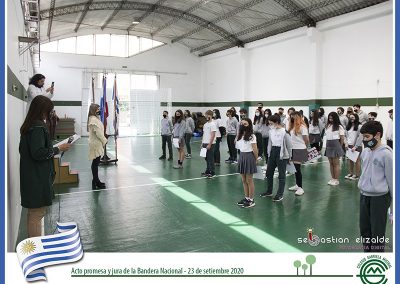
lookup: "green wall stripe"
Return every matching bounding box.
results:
[53,101,82,106]
[7,66,27,101]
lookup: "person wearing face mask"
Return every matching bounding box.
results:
[19,96,71,237]
[253,108,264,161]
[225,109,239,164]
[172,110,186,169]
[353,104,368,124]
[386,109,393,149]
[212,109,222,166]
[309,109,323,153]
[236,118,258,208]
[344,113,363,180]
[159,111,173,161]
[257,102,263,112]
[260,115,292,202]
[201,110,217,178]
[358,121,393,252]
[260,109,272,166]
[337,107,348,128]
[318,107,327,151]
[324,112,345,186]
[239,108,248,119]
[278,107,285,124]
[26,74,55,113]
[282,107,295,130]
[87,103,108,189]
[368,112,378,121]
[184,110,195,159]
[230,107,240,122]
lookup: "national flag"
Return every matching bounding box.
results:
[100,75,109,133]
[16,222,83,282]
[112,75,119,136]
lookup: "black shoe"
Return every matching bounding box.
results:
[260,192,273,197]
[225,159,232,164]
[92,180,106,190]
[159,155,166,160]
[242,199,255,208]
[273,195,283,202]
[206,173,216,179]
[168,157,173,161]
[237,198,247,206]
[201,172,208,177]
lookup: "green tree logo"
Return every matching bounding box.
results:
[293,260,301,276]
[306,255,317,275]
[301,264,308,275]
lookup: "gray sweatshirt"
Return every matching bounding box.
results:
[259,123,270,138]
[185,117,195,133]
[226,117,238,135]
[172,120,186,141]
[358,145,392,198]
[267,128,292,160]
[253,117,263,133]
[161,118,173,135]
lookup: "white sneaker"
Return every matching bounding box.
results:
[257,156,262,161]
[350,175,359,180]
[295,187,304,196]
[344,174,352,179]
[328,179,334,185]
[331,179,339,186]
[288,185,299,191]
[261,165,267,171]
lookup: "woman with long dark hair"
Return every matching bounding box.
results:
[318,107,327,150]
[88,103,108,189]
[19,95,71,237]
[344,113,363,180]
[184,110,195,159]
[253,108,264,161]
[27,74,54,111]
[309,110,322,152]
[325,112,345,186]
[260,108,272,165]
[236,118,258,208]
[172,109,186,169]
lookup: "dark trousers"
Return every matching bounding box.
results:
[227,134,237,161]
[387,140,393,149]
[310,142,320,152]
[203,143,215,174]
[214,137,221,163]
[91,156,101,182]
[185,133,192,154]
[265,146,288,197]
[294,164,302,188]
[320,129,325,150]
[161,135,173,157]
[359,193,391,252]
[255,132,263,157]
[262,137,269,162]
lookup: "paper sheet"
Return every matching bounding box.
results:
[200,147,207,157]
[53,134,80,147]
[346,148,360,163]
[286,162,297,174]
[173,138,180,148]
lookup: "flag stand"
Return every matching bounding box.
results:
[100,135,118,165]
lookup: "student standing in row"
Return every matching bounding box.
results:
[225,109,239,164]
[253,108,264,161]
[201,110,217,178]
[337,107,349,128]
[260,115,292,201]
[319,108,327,151]
[236,118,258,208]
[159,111,173,161]
[288,112,309,196]
[344,113,363,180]
[386,109,393,149]
[353,104,368,124]
[325,112,345,186]
[213,109,222,166]
[260,109,272,164]
[184,110,195,159]
[359,121,392,252]
[309,110,322,152]
[172,110,186,169]
[283,107,295,130]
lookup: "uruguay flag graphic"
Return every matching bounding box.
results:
[16,222,83,281]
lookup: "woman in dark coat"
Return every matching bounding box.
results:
[19,95,71,237]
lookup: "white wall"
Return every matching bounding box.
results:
[37,44,202,135]
[7,0,35,251]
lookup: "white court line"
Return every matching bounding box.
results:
[55,160,330,197]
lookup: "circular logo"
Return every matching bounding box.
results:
[307,235,320,246]
[357,259,389,284]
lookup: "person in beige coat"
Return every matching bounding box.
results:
[87,103,108,189]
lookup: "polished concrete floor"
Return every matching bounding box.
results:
[40,136,392,252]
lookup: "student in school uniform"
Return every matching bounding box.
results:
[236,118,258,208]
[159,111,173,161]
[368,112,378,121]
[201,110,217,178]
[253,108,264,161]
[386,109,393,149]
[325,112,345,186]
[318,108,327,151]
[213,109,222,166]
[353,104,368,124]
[287,112,309,196]
[260,114,292,202]
[309,109,323,153]
[359,121,392,252]
[278,107,286,124]
[184,110,195,159]
[230,107,240,122]
[299,110,309,128]
[282,107,295,130]
[172,110,186,169]
[337,107,349,128]
[344,113,363,181]
[260,109,272,165]
[225,109,239,164]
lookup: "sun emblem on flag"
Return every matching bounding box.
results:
[21,240,36,255]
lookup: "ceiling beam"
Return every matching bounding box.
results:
[41,1,242,46]
[101,0,127,30]
[272,0,316,27]
[46,0,56,39]
[74,0,93,33]
[171,0,267,44]
[151,0,208,37]
[126,0,168,31]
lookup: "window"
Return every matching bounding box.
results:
[131,74,158,90]
[40,34,164,57]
